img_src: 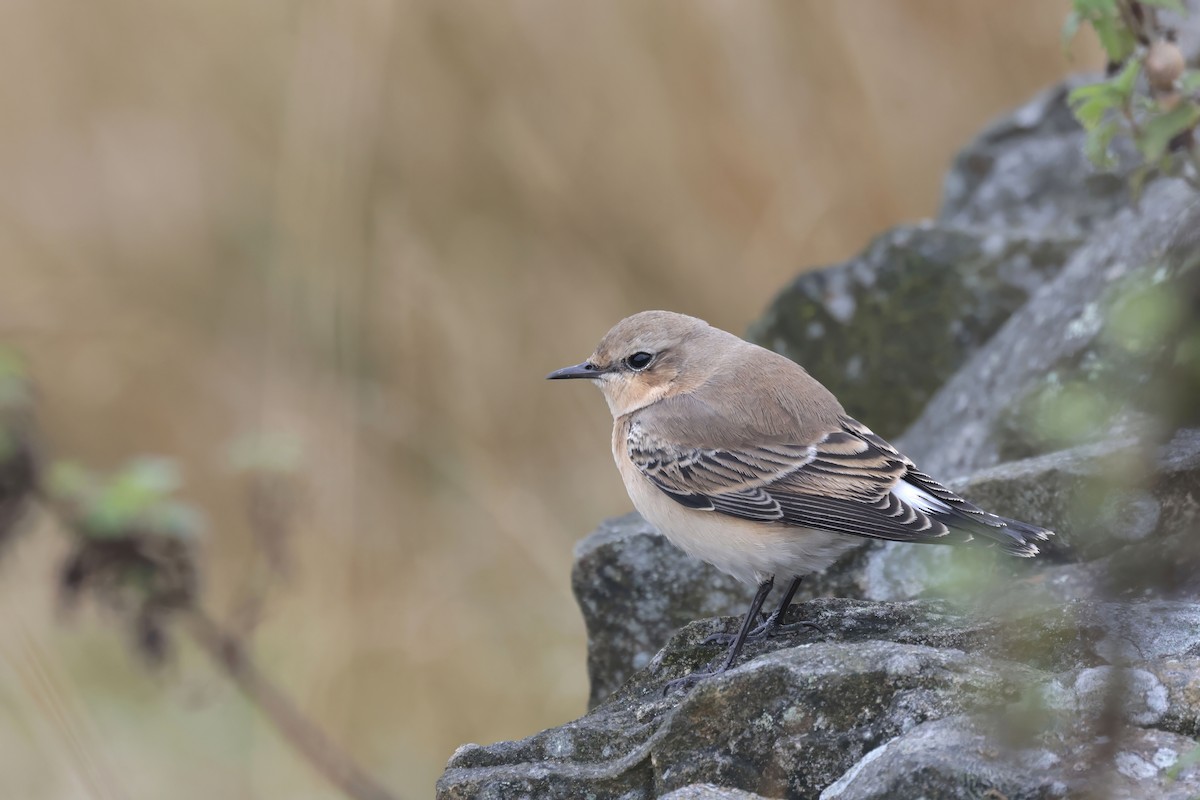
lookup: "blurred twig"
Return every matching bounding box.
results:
[27,469,401,800]
[184,609,399,800]
[35,489,403,800]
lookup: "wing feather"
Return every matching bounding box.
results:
[628,413,1051,555]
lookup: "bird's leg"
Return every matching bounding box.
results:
[664,577,774,694]
[702,575,823,647]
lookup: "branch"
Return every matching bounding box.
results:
[184,609,401,800]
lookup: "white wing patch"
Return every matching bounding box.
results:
[891,480,951,514]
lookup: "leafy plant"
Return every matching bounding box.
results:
[1064,0,1200,196]
[0,351,399,800]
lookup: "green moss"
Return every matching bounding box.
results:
[750,227,1077,438]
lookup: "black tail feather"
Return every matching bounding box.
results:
[939,508,1054,558]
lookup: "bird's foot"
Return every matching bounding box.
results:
[701,613,824,648]
[662,661,728,695]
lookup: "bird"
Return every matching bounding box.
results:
[547,310,1053,692]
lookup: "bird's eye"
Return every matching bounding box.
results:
[626,351,654,370]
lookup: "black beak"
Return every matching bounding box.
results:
[546,361,606,380]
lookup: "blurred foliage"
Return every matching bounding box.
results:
[0,348,32,415]
[49,458,201,541]
[48,458,202,663]
[228,433,303,585]
[1065,0,1200,196]
[228,433,305,476]
[1005,255,1200,460]
[0,348,37,552]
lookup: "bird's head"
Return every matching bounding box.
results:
[547,310,728,417]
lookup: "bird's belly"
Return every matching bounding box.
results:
[619,463,858,586]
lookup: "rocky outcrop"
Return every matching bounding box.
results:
[571,427,1200,705]
[749,227,1077,439]
[439,39,1200,800]
[937,78,1131,237]
[901,182,1200,478]
[438,599,1200,799]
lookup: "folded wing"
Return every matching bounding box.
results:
[628,414,1051,556]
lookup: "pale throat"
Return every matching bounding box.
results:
[598,375,673,418]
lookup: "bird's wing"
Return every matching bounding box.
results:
[628,413,1047,555]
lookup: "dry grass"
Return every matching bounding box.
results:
[0,2,1098,797]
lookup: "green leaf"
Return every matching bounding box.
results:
[1092,17,1137,63]
[1180,70,1200,93]
[86,458,183,537]
[47,462,97,504]
[1112,58,1141,98]
[1062,11,1082,56]
[1167,743,1200,780]
[1069,62,1141,132]
[120,457,182,497]
[0,348,31,411]
[227,433,304,474]
[1103,281,1185,355]
[1030,381,1120,450]
[1138,102,1200,161]
[1071,94,1118,129]
[146,502,204,539]
[1128,162,1154,206]
[1072,0,1117,13]
[1069,82,1123,129]
[1084,119,1121,167]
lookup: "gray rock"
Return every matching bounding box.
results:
[939,78,1131,238]
[1140,658,1200,737]
[437,598,1200,800]
[748,225,1077,438]
[572,429,1200,703]
[573,513,881,707]
[939,0,1200,239]
[1169,0,1200,65]
[858,428,1200,601]
[572,513,748,708]
[1041,665,1170,727]
[660,785,772,800]
[901,179,1200,478]
[821,715,1200,800]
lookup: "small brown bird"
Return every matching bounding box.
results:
[548,310,1052,691]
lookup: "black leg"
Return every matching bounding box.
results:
[761,575,803,629]
[715,576,775,671]
[702,574,824,647]
[665,577,774,694]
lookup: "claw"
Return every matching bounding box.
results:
[703,614,823,649]
[701,631,737,647]
[662,660,725,695]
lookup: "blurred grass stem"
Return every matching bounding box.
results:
[184,609,400,800]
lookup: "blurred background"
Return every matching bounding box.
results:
[0,2,1101,798]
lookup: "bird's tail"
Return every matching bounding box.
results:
[948,510,1054,558]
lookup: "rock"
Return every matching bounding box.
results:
[748,225,1077,439]
[900,179,1200,478]
[938,0,1200,238]
[1141,658,1200,737]
[436,598,1200,800]
[660,785,773,800]
[572,513,747,708]
[938,78,1131,238]
[573,513,884,706]
[821,715,1200,800]
[1169,0,1200,65]
[572,429,1200,703]
[857,427,1200,601]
